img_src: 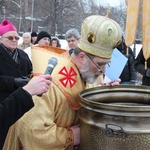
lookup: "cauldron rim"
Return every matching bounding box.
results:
[80,85,150,113]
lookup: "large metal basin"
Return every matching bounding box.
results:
[79,85,150,150]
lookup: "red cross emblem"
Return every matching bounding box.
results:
[59,66,77,88]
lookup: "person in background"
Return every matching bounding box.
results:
[51,37,61,48]
[4,15,122,150]
[31,31,37,44]
[17,32,33,50]
[134,47,150,85]
[65,28,80,50]
[34,31,51,46]
[0,74,52,149]
[117,36,137,84]
[0,19,32,102]
[24,31,51,61]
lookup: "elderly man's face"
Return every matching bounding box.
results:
[22,33,31,44]
[78,53,110,83]
[1,31,19,51]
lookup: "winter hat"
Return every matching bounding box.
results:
[31,31,37,37]
[35,31,51,44]
[0,19,17,36]
[78,15,122,59]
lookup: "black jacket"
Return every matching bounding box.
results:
[134,48,150,86]
[0,88,34,149]
[117,43,137,84]
[0,44,32,101]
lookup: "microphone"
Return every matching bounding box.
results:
[38,57,58,96]
[44,57,58,75]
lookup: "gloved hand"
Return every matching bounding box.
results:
[146,69,150,77]
[14,76,30,88]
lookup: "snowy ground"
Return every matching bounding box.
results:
[59,39,67,49]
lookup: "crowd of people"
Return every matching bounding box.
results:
[0,12,149,150]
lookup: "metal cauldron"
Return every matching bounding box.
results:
[79,85,150,150]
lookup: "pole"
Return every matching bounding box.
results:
[18,0,22,33]
[133,41,136,58]
[31,0,34,32]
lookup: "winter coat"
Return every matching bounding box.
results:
[117,44,137,84]
[0,87,34,149]
[0,44,32,101]
[134,48,150,86]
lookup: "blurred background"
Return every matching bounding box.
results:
[0,0,142,54]
[0,0,133,35]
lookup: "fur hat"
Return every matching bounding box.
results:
[78,15,122,58]
[0,20,17,36]
[35,31,51,44]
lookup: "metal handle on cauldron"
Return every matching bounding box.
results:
[105,124,127,138]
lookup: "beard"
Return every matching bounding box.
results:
[79,63,98,84]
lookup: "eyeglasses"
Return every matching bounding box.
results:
[2,36,20,41]
[86,54,110,73]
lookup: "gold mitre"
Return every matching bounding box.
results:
[78,15,122,58]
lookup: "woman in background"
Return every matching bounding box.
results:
[51,37,61,48]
